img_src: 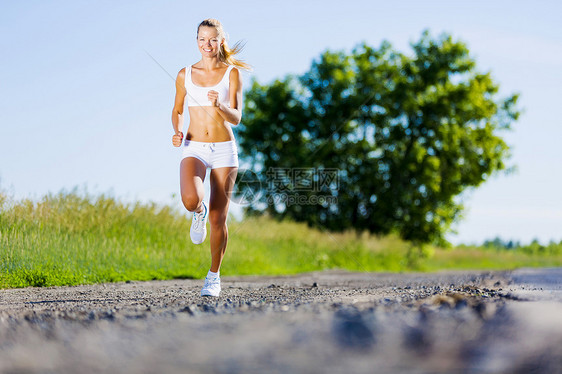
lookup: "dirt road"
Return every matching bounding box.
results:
[1,268,561,373]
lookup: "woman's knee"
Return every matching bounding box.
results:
[209,211,227,228]
[181,193,202,212]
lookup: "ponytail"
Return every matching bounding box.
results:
[219,40,252,71]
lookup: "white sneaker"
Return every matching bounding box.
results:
[200,276,221,297]
[190,201,208,244]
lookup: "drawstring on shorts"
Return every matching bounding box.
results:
[201,143,216,152]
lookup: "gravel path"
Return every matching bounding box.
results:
[1,268,561,374]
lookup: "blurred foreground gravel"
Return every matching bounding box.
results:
[1,268,561,374]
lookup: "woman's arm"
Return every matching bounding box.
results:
[208,67,243,125]
[171,68,187,146]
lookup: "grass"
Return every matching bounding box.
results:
[1,190,561,289]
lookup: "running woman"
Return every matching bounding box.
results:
[171,19,251,297]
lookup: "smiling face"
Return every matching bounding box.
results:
[197,26,223,57]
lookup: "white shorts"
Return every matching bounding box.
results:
[181,140,239,169]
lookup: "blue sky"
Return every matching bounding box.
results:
[1,0,561,245]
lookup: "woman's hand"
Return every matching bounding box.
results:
[172,131,184,147]
[207,90,220,107]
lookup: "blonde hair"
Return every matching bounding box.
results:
[197,19,252,71]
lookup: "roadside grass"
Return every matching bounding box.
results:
[421,247,562,271]
[1,190,561,289]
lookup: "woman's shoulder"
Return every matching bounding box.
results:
[228,64,241,79]
[176,67,186,84]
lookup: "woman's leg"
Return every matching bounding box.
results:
[180,157,207,213]
[208,166,238,272]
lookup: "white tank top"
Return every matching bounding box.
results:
[185,64,234,107]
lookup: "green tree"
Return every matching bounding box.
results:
[238,30,520,245]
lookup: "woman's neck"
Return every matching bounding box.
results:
[198,56,224,70]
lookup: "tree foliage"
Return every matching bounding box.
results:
[237,30,520,245]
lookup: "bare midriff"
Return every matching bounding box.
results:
[185,106,234,142]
